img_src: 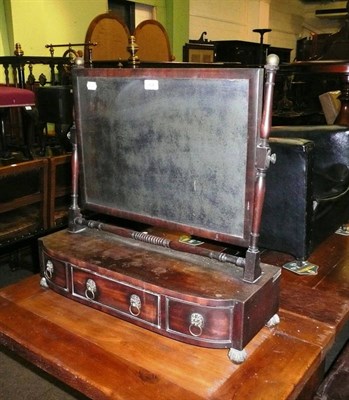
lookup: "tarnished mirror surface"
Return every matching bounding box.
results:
[73,68,263,245]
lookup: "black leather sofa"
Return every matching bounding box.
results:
[260,125,349,262]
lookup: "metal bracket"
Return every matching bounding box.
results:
[256,144,276,171]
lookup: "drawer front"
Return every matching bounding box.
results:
[71,266,160,327]
[42,253,69,291]
[166,298,233,344]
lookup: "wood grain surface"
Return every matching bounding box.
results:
[0,231,348,399]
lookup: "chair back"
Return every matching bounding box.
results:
[47,154,72,229]
[84,12,130,62]
[134,20,173,61]
[0,159,48,247]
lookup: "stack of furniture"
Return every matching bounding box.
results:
[0,159,48,268]
[47,154,72,230]
[0,153,72,269]
[0,51,73,159]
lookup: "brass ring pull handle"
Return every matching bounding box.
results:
[84,278,97,300]
[189,313,204,337]
[129,294,141,317]
[44,260,54,280]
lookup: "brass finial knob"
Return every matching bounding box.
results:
[127,36,140,68]
[14,43,24,56]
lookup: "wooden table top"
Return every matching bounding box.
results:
[0,232,348,400]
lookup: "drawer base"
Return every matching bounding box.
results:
[39,229,281,362]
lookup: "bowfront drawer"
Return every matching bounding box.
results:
[71,266,160,327]
[42,252,69,291]
[166,298,233,344]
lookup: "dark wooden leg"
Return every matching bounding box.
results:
[0,109,11,159]
[21,107,37,159]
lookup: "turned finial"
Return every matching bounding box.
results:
[14,43,24,56]
[266,53,280,68]
[127,36,140,68]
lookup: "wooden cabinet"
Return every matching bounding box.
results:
[213,40,291,65]
[214,40,269,65]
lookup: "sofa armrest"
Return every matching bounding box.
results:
[261,134,349,259]
[260,137,315,258]
[267,137,315,212]
[271,125,349,170]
